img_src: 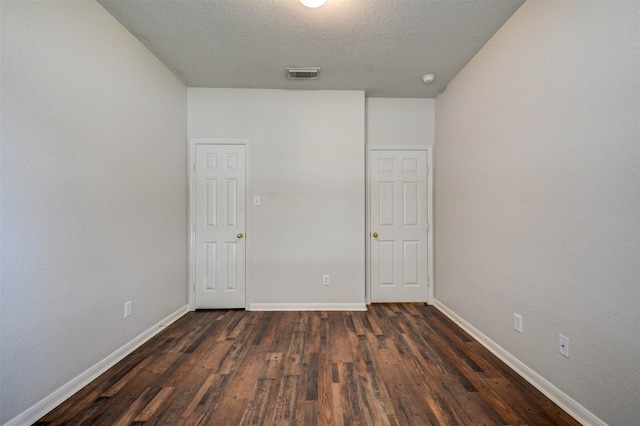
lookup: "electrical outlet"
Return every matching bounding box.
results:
[559,334,569,357]
[124,301,132,318]
[513,313,523,333]
[322,274,330,286]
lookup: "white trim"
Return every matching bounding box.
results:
[366,145,434,305]
[188,138,251,311]
[433,300,606,426]
[248,303,367,311]
[367,145,432,151]
[5,305,189,426]
[365,146,371,305]
[426,145,434,305]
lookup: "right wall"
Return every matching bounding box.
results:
[434,2,639,425]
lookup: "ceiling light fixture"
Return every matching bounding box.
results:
[422,74,435,84]
[299,0,326,8]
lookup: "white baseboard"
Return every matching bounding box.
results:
[433,299,606,426]
[248,302,367,311]
[5,305,189,426]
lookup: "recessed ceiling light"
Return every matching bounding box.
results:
[422,74,435,84]
[299,0,326,8]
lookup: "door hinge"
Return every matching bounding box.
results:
[193,162,196,171]
[192,282,196,291]
[426,166,429,174]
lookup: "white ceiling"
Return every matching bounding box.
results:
[98,0,525,98]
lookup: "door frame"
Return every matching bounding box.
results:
[366,145,433,305]
[188,138,251,311]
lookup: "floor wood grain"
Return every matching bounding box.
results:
[36,304,580,425]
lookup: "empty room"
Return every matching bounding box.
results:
[1,0,638,425]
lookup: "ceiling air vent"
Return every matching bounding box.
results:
[286,67,320,80]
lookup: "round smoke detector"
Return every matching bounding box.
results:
[422,74,435,84]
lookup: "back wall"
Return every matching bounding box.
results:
[189,89,365,308]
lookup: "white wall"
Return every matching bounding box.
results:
[367,98,435,146]
[434,2,639,425]
[0,1,187,423]
[189,89,365,307]
[365,98,435,304]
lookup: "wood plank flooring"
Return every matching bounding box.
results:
[36,304,580,425]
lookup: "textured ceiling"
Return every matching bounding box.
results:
[98,0,524,98]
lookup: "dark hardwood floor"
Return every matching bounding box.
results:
[36,304,580,425]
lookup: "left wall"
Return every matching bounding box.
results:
[0,1,187,423]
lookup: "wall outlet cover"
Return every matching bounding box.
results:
[513,313,523,333]
[559,334,569,357]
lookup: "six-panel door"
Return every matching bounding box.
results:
[370,150,429,302]
[195,144,246,309]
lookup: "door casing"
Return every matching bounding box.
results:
[366,145,434,305]
[188,138,251,311]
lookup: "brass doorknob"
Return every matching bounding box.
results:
[237,233,244,239]
[372,232,378,238]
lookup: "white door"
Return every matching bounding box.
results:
[370,150,429,302]
[194,144,246,309]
